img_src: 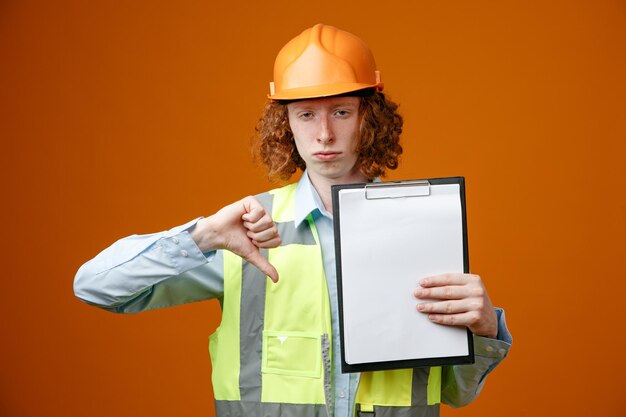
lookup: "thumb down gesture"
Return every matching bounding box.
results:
[191,196,281,282]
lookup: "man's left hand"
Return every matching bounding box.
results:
[414,273,498,338]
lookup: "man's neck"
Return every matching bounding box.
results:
[307,170,368,213]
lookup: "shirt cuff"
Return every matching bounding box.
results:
[167,217,217,261]
[494,307,513,344]
[473,308,512,359]
[158,217,218,272]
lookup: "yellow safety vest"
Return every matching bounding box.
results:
[209,183,442,417]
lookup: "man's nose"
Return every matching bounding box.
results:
[317,115,334,144]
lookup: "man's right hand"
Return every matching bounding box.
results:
[190,196,281,282]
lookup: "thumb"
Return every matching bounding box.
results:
[243,248,279,283]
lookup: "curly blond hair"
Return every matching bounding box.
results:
[253,91,403,181]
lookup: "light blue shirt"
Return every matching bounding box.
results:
[74,172,512,417]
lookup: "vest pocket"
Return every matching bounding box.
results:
[262,331,321,378]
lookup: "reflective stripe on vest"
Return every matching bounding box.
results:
[209,183,441,417]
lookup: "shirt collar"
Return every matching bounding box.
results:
[294,170,330,227]
[294,170,381,227]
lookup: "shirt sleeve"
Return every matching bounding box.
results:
[441,307,512,407]
[73,217,225,314]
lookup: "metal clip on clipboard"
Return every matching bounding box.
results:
[364,180,431,200]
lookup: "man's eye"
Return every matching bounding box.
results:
[335,110,350,117]
[299,112,314,119]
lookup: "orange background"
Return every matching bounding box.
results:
[2,1,625,416]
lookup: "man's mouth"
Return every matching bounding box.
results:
[314,151,341,161]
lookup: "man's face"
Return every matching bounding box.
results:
[287,96,365,184]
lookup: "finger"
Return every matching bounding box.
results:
[243,215,274,233]
[242,209,264,224]
[419,273,480,287]
[425,311,479,328]
[244,249,279,283]
[414,285,467,300]
[247,226,279,243]
[416,300,467,314]
[252,236,282,249]
[241,198,266,223]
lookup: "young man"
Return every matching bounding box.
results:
[75,24,511,417]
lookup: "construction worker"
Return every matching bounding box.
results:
[74,24,511,417]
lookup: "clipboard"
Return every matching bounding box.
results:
[332,176,474,373]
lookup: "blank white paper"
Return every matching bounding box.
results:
[338,183,469,365]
